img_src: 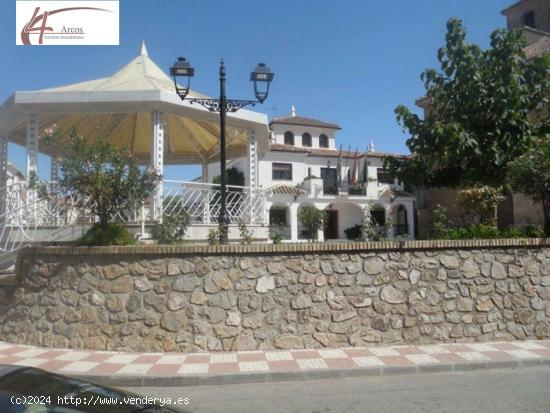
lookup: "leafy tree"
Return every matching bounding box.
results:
[456,186,505,225]
[507,138,550,236]
[56,130,159,228]
[385,18,550,188]
[298,206,326,241]
[212,167,245,186]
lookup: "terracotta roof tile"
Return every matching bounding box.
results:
[270,115,341,130]
[267,185,309,197]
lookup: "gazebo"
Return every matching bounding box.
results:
[0,43,269,247]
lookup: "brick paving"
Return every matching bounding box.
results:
[0,340,548,378]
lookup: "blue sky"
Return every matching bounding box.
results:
[0,0,513,180]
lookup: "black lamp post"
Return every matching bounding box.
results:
[170,58,274,244]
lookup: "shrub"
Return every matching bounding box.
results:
[431,204,454,239]
[151,211,190,244]
[456,186,504,225]
[344,224,362,240]
[269,225,285,244]
[207,228,220,245]
[80,223,135,246]
[238,220,253,245]
[298,206,326,241]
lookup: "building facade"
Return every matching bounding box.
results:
[207,108,416,242]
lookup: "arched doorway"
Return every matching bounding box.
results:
[269,204,290,240]
[394,204,408,236]
[323,203,364,240]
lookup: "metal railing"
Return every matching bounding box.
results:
[0,180,266,269]
[163,180,266,224]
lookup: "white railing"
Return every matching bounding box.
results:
[163,180,266,225]
[0,180,266,269]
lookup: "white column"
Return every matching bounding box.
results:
[385,204,393,240]
[317,227,325,242]
[0,136,8,215]
[247,131,258,188]
[290,203,299,242]
[150,111,164,221]
[26,113,39,203]
[407,202,415,240]
[202,160,211,224]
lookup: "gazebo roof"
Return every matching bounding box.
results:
[0,42,269,164]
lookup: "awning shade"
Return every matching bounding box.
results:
[0,42,268,164]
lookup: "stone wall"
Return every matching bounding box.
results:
[1,240,549,352]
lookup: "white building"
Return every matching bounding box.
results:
[0,43,415,260]
[206,107,416,242]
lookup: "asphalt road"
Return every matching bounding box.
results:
[125,366,550,413]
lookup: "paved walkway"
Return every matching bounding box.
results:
[1,340,549,386]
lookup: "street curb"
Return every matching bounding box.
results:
[71,357,550,388]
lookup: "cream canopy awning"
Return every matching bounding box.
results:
[0,42,269,164]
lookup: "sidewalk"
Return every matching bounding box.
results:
[0,340,549,387]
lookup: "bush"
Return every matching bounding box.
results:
[344,224,362,240]
[207,228,220,245]
[151,211,190,244]
[238,220,253,245]
[269,225,285,244]
[298,206,326,241]
[80,223,135,246]
[436,223,545,240]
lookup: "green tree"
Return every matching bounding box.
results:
[385,18,550,188]
[298,206,326,241]
[57,130,159,228]
[507,138,550,236]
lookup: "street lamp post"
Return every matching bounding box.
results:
[170,58,274,244]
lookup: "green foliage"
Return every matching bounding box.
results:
[507,137,550,236]
[433,222,544,240]
[269,225,285,244]
[456,186,504,225]
[385,18,550,188]
[80,223,135,246]
[344,224,362,240]
[52,129,159,226]
[212,167,245,186]
[298,206,326,241]
[151,211,190,244]
[431,204,454,239]
[348,184,366,195]
[207,228,220,245]
[238,220,253,245]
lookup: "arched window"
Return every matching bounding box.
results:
[284,131,294,145]
[302,132,312,147]
[319,134,329,148]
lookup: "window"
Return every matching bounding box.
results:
[523,11,535,28]
[302,132,312,147]
[319,134,329,148]
[377,168,394,184]
[272,163,292,180]
[284,131,294,145]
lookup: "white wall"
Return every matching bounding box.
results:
[271,124,336,149]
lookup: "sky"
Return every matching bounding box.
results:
[0,0,514,181]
